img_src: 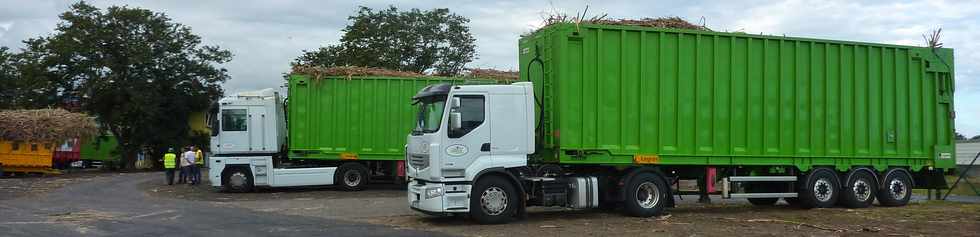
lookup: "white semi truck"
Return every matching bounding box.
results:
[208,89,341,191]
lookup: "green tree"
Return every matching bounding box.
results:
[956,132,967,141]
[293,6,476,76]
[21,2,231,168]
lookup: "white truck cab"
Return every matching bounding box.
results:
[208,89,337,191]
[406,82,537,218]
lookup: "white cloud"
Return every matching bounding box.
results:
[1,0,979,135]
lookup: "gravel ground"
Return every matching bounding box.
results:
[6,170,980,236]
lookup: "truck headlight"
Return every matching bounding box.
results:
[425,187,444,199]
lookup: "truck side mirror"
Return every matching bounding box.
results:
[451,97,461,109]
[449,112,462,131]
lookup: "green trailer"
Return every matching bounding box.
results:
[522,23,956,171]
[209,73,505,191]
[407,23,956,223]
[287,75,462,161]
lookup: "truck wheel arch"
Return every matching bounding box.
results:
[221,164,252,186]
[881,167,913,189]
[473,167,525,193]
[472,167,527,218]
[844,167,879,188]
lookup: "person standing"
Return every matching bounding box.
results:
[183,147,197,185]
[163,148,177,185]
[194,147,204,185]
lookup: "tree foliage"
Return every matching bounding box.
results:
[293,6,476,76]
[8,2,231,167]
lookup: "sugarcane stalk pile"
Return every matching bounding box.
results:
[292,65,521,81]
[464,68,520,81]
[0,109,99,142]
[292,65,422,78]
[540,6,710,31]
[591,17,709,31]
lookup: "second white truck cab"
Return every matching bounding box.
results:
[208,89,339,191]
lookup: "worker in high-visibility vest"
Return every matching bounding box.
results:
[163,148,177,185]
[193,146,204,185]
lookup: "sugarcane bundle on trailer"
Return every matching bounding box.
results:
[0,109,99,175]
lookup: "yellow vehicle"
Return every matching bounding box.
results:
[0,140,60,174]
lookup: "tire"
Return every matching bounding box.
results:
[335,162,369,191]
[623,172,669,217]
[222,167,254,192]
[839,170,877,208]
[470,175,519,224]
[878,169,912,207]
[798,168,840,209]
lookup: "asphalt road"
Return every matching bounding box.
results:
[0,172,449,237]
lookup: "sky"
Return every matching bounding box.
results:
[0,0,977,136]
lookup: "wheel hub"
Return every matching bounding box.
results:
[852,179,871,202]
[229,172,247,187]
[636,181,661,209]
[889,179,907,200]
[481,186,508,216]
[344,170,361,187]
[814,178,833,202]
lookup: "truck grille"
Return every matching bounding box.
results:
[409,154,428,169]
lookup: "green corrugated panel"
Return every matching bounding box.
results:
[287,75,479,161]
[520,23,956,172]
[80,135,118,161]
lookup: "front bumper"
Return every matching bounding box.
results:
[407,179,471,215]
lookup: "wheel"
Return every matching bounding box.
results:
[535,164,561,177]
[878,169,912,207]
[746,183,779,206]
[623,172,669,217]
[839,170,877,208]
[470,175,519,224]
[222,167,254,192]
[798,168,840,209]
[335,162,369,191]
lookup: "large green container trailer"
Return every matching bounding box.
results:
[406,23,955,224]
[208,74,502,192]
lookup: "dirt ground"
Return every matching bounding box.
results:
[0,170,110,201]
[364,202,980,237]
[6,170,980,236]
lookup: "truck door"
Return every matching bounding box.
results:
[248,106,269,152]
[219,108,250,153]
[443,94,490,178]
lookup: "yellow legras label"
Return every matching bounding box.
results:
[633,154,659,164]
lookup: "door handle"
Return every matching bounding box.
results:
[481,143,491,152]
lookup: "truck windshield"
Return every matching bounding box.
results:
[414,95,447,135]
